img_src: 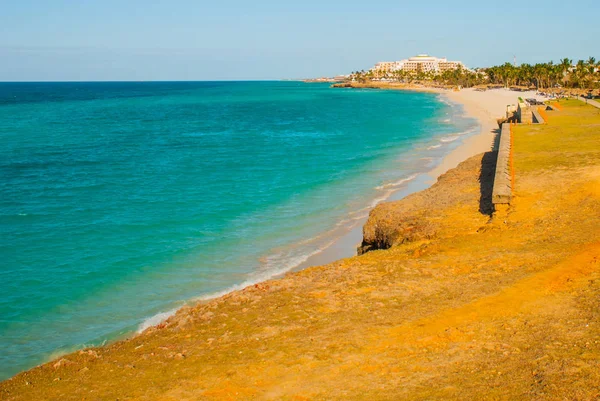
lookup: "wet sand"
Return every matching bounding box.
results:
[430,88,545,177]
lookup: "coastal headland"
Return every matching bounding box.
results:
[2,94,600,399]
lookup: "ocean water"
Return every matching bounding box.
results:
[0,81,477,379]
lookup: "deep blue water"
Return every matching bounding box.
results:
[0,81,476,379]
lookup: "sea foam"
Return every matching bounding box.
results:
[137,309,179,333]
[375,174,418,190]
[440,135,460,143]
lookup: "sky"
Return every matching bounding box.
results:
[1,0,599,81]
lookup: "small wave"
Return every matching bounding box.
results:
[375,174,418,190]
[334,213,368,227]
[261,240,338,273]
[346,206,372,218]
[189,239,339,305]
[368,193,392,208]
[458,127,479,136]
[137,308,179,333]
[367,183,411,209]
[427,144,442,150]
[440,135,460,143]
[437,97,455,107]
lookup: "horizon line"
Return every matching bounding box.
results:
[0,79,302,83]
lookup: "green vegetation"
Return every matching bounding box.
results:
[351,57,600,90]
[514,100,600,172]
[486,57,598,89]
[350,66,486,88]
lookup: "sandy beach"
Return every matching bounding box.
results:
[430,88,545,178]
[337,82,545,180]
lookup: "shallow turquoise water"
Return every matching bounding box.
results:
[0,81,476,379]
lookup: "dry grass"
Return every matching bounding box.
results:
[2,101,600,400]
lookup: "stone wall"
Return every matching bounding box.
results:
[532,109,545,124]
[517,102,532,124]
[492,123,512,209]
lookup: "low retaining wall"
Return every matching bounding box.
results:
[517,102,532,124]
[532,109,545,124]
[492,123,512,209]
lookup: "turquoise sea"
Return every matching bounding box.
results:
[0,81,477,379]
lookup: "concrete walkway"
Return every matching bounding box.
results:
[577,96,600,109]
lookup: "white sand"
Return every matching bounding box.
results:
[429,88,545,178]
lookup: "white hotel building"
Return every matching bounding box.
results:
[373,54,466,74]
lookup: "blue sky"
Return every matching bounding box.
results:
[1,0,599,81]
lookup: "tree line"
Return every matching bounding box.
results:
[350,57,599,90]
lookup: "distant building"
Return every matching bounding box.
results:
[372,54,466,74]
[373,61,398,71]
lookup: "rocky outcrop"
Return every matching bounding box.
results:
[358,211,437,254]
[358,152,497,254]
[331,82,353,88]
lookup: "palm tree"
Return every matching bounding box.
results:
[559,58,572,87]
[592,58,600,89]
[348,56,597,90]
[543,61,554,89]
[587,57,596,69]
[587,57,597,87]
[574,60,587,88]
[549,63,562,89]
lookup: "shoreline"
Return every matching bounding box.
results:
[134,90,474,331]
[185,88,485,294]
[139,88,482,327]
[4,84,531,381]
[292,85,543,273]
[6,99,600,399]
[134,86,517,338]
